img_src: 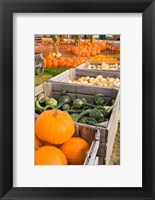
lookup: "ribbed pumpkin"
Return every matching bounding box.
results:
[59,137,89,165]
[35,146,67,165]
[35,110,75,145]
[35,135,43,149]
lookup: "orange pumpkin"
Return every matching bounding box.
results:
[35,146,67,165]
[35,110,75,145]
[59,137,89,165]
[35,135,43,149]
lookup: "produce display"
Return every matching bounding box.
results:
[85,63,120,70]
[68,75,120,88]
[35,34,120,165]
[35,90,115,126]
[89,55,119,63]
[67,41,106,58]
[44,55,87,69]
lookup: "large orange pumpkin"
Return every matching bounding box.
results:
[35,146,67,165]
[59,137,89,165]
[35,110,75,145]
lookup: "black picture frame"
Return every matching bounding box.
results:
[0,0,155,199]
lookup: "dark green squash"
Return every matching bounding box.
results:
[89,108,105,123]
[62,104,70,111]
[79,117,97,126]
[55,95,71,109]
[74,109,92,122]
[93,94,106,106]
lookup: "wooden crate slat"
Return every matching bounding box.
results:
[35,84,44,96]
[84,141,96,165]
[88,141,100,165]
[43,82,52,97]
[76,69,120,79]
[52,91,111,102]
[99,129,108,143]
[94,157,99,165]
[84,141,100,165]
[97,142,107,157]
[51,82,118,97]
[48,69,70,82]
[107,90,120,138]
[98,157,105,165]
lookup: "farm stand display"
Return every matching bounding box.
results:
[34,34,120,165]
[35,82,120,165]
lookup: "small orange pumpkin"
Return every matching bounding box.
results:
[35,146,67,165]
[35,135,43,149]
[35,110,75,145]
[59,137,89,165]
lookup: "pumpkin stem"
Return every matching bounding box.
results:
[52,110,59,117]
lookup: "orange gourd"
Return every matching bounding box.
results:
[59,137,89,165]
[35,146,67,165]
[35,110,75,145]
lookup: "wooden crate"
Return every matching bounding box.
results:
[49,68,120,91]
[76,62,120,74]
[35,82,120,165]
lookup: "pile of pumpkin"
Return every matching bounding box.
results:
[59,39,75,45]
[35,110,90,165]
[66,42,106,58]
[89,55,119,63]
[42,38,53,44]
[44,55,87,69]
